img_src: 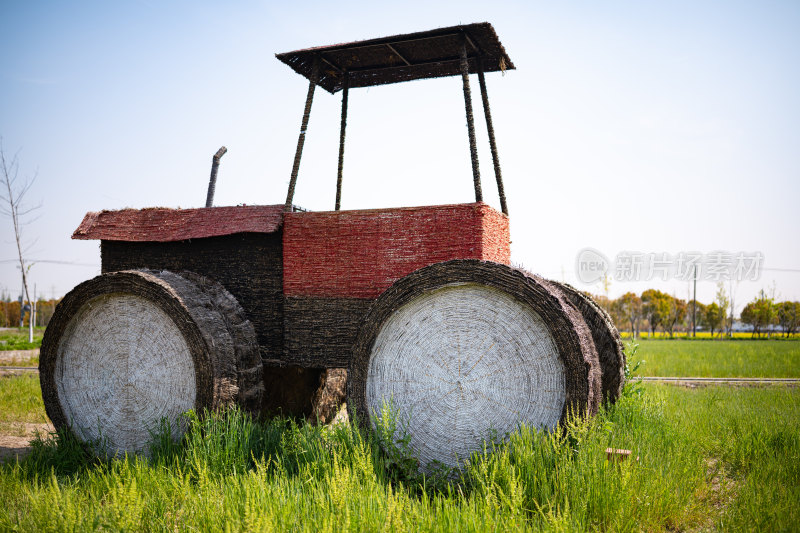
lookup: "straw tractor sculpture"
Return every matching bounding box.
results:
[41,23,624,469]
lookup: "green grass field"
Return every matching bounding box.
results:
[0,371,797,531]
[0,374,48,434]
[0,328,43,352]
[629,339,800,378]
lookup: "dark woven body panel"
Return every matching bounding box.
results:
[283,297,373,368]
[101,233,284,362]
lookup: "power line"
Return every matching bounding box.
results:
[0,259,98,267]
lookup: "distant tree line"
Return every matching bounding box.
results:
[591,284,799,338]
[739,291,799,338]
[0,295,59,329]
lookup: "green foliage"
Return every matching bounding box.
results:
[371,398,424,486]
[25,428,98,478]
[621,340,645,399]
[639,290,688,338]
[688,299,707,332]
[597,287,799,338]
[777,301,800,337]
[741,290,779,337]
[704,302,724,337]
[664,296,687,338]
[610,292,642,338]
[641,289,670,335]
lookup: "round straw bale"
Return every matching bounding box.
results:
[39,269,262,456]
[548,281,625,404]
[310,369,347,424]
[349,259,600,470]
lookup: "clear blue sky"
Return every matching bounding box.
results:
[2,1,799,312]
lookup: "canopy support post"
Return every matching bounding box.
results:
[459,41,482,203]
[477,59,508,215]
[335,74,349,210]
[285,58,319,212]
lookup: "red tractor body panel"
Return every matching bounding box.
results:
[282,202,509,299]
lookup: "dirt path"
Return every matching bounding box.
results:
[0,348,39,365]
[0,355,49,463]
[0,422,54,463]
[0,349,40,378]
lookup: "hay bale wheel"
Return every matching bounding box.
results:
[40,269,263,456]
[550,281,625,404]
[310,369,348,424]
[349,259,601,470]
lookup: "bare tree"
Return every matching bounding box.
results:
[0,139,40,342]
[727,278,739,337]
[715,281,730,337]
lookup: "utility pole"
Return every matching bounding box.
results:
[31,283,36,332]
[18,268,23,328]
[692,265,697,337]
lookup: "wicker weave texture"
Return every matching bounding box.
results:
[551,282,626,404]
[283,203,509,299]
[276,22,514,94]
[73,205,284,242]
[55,293,196,454]
[349,260,601,470]
[283,297,373,367]
[367,284,565,468]
[40,270,263,455]
[101,233,284,364]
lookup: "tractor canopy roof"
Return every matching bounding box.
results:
[276,22,514,94]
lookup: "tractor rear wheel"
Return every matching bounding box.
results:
[349,260,601,470]
[549,281,625,404]
[39,269,263,456]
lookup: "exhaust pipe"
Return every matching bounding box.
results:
[205,146,227,207]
